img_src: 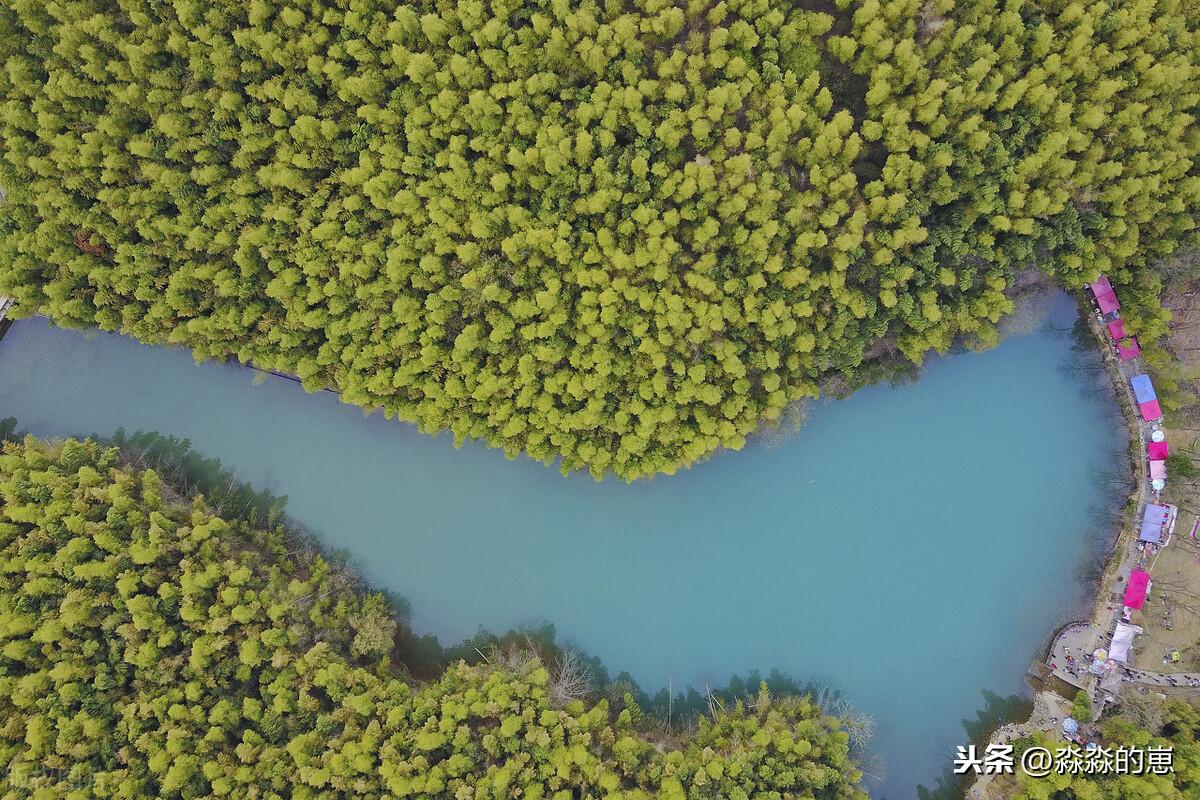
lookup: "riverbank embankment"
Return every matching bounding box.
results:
[971,284,1190,798]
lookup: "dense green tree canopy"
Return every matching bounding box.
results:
[0,436,866,798]
[1009,701,1200,799]
[0,0,1197,477]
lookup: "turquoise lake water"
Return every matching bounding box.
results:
[0,292,1124,798]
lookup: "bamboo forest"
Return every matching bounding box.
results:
[1,0,1200,798]
[0,0,1197,477]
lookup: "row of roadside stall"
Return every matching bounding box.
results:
[1089,276,1142,361]
[1083,278,1179,686]
[1089,277,1168,492]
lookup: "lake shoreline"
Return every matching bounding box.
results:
[0,271,1057,483]
[0,291,1124,798]
[969,289,1146,799]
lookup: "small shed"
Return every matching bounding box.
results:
[1090,277,1121,314]
[1124,570,1151,610]
[1117,338,1141,360]
[1109,622,1143,663]
[1131,374,1158,404]
[1139,503,1172,544]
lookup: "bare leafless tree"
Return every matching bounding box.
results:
[832,697,876,751]
[702,682,727,719]
[756,400,811,449]
[487,644,539,675]
[1114,691,1166,732]
[1150,248,1200,285]
[815,689,876,752]
[1148,574,1200,626]
[548,648,593,708]
[1093,463,1137,496]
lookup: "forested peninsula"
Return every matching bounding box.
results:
[0,435,867,798]
[1,0,1198,478]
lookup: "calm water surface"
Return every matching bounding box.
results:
[0,293,1123,797]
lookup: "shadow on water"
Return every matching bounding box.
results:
[1057,308,1131,410]
[915,689,1033,800]
[1054,307,1133,619]
[914,300,1127,800]
[0,416,20,443]
[110,428,291,527]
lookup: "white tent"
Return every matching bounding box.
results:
[1109,622,1143,663]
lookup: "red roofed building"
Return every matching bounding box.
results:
[1124,570,1151,610]
[1117,338,1141,360]
[1090,277,1120,314]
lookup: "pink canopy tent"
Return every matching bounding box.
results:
[1117,337,1141,360]
[1107,319,1128,340]
[1124,570,1151,610]
[1090,277,1120,314]
[1150,460,1167,480]
[1139,399,1164,421]
[1148,442,1169,460]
